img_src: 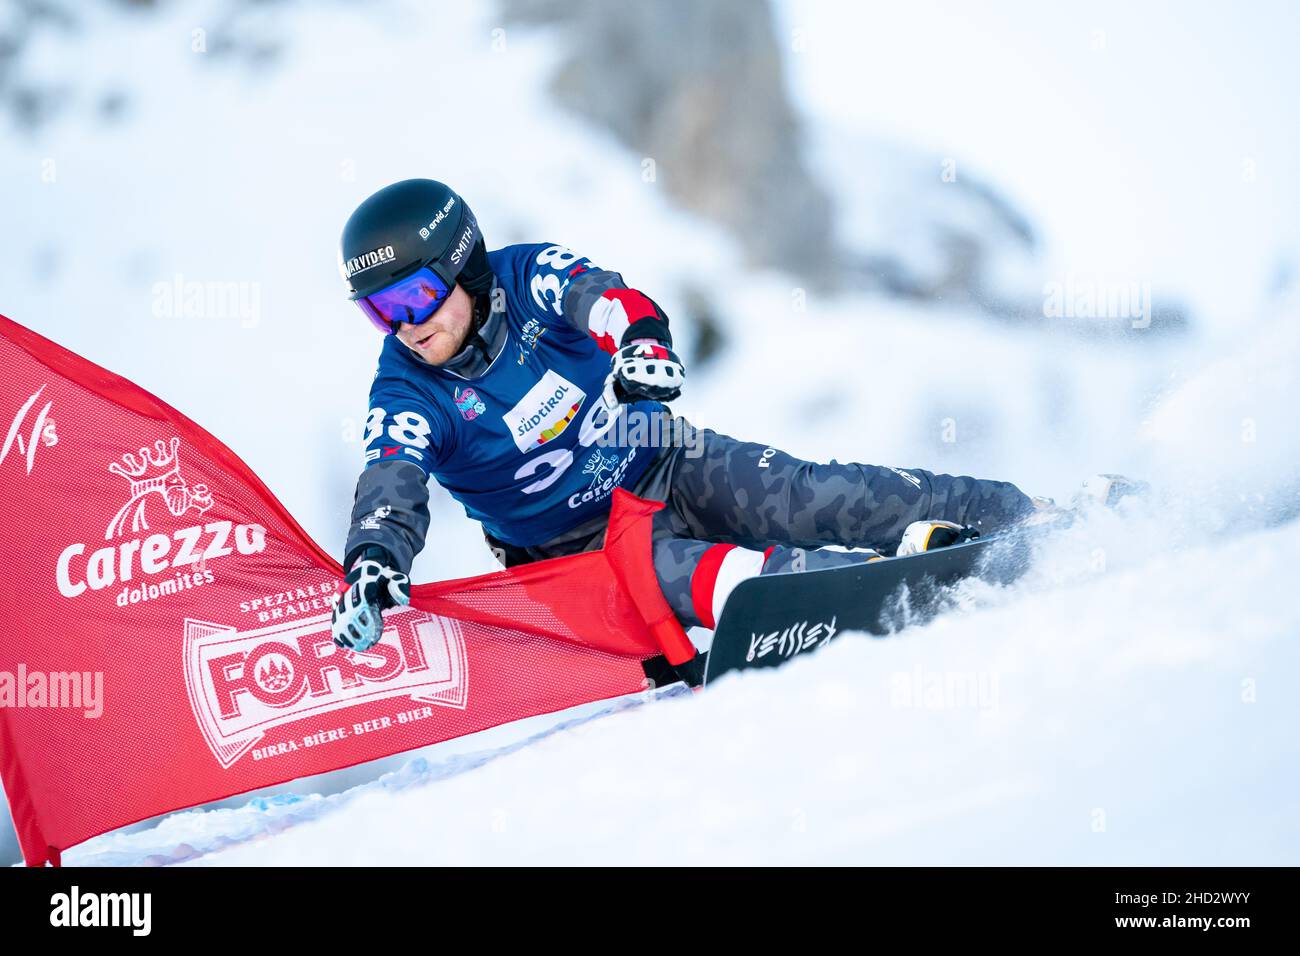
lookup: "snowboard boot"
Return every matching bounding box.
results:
[896,519,980,557]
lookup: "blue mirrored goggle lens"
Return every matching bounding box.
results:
[358,267,452,333]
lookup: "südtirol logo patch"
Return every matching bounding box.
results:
[502,369,585,453]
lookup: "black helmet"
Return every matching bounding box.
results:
[338,179,493,302]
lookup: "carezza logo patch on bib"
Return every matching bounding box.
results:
[503,369,585,453]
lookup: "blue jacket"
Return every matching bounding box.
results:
[345,242,671,567]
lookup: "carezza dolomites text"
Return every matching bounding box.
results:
[56,520,267,600]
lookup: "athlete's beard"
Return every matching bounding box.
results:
[440,292,492,365]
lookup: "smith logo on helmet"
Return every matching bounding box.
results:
[449,219,476,266]
[340,244,396,280]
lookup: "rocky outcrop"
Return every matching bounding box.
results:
[502,0,838,289]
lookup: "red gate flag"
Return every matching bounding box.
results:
[0,313,686,867]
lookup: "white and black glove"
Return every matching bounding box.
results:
[602,339,685,406]
[331,545,410,651]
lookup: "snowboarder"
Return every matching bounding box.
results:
[330,179,1039,652]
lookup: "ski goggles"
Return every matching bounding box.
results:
[357,266,453,334]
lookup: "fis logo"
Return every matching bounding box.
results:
[183,608,469,768]
[2,385,59,475]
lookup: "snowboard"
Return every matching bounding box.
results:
[701,532,1032,686]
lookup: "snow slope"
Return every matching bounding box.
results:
[64,302,1300,866]
[66,509,1300,865]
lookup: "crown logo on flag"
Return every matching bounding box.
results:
[108,437,182,486]
[105,437,213,538]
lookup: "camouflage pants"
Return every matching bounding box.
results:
[501,418,1033,631]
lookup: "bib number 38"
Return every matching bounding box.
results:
[528,245,586,316]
